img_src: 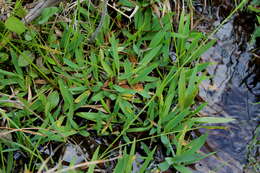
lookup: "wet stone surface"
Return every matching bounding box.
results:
[196,8,259,173]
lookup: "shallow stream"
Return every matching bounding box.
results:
[195,3,259,173]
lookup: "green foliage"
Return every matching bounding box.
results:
[37,7,59,24]
[0,0,244,172]
[247,0,260,44]
[5,16,27,34]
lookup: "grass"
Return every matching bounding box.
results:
[0,0,248,172]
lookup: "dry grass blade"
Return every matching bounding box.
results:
[0,127,46,137]
[46,156,122,173]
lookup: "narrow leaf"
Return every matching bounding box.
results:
[192,117,236,124]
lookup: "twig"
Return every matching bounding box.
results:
[46,155,121,173]
[0,127,46,137]
[89,0,108,43]
[23,0,66,23]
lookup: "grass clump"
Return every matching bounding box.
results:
[0,0,243,172]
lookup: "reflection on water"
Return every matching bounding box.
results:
[197,10,260,173]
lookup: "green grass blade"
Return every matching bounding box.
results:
[178,69,186,111]
[136,45,162,72]
[87,146,100,173]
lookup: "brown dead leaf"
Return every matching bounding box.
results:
[103,78,115,90]
[103,80,110,88]
[129,55,138,65]
[132,83,143,92]
[152,4,161,17]
[35,79,47,84]
[120,84,131,89]
[118,80,127,85]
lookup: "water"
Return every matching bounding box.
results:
[195,8,260,173]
